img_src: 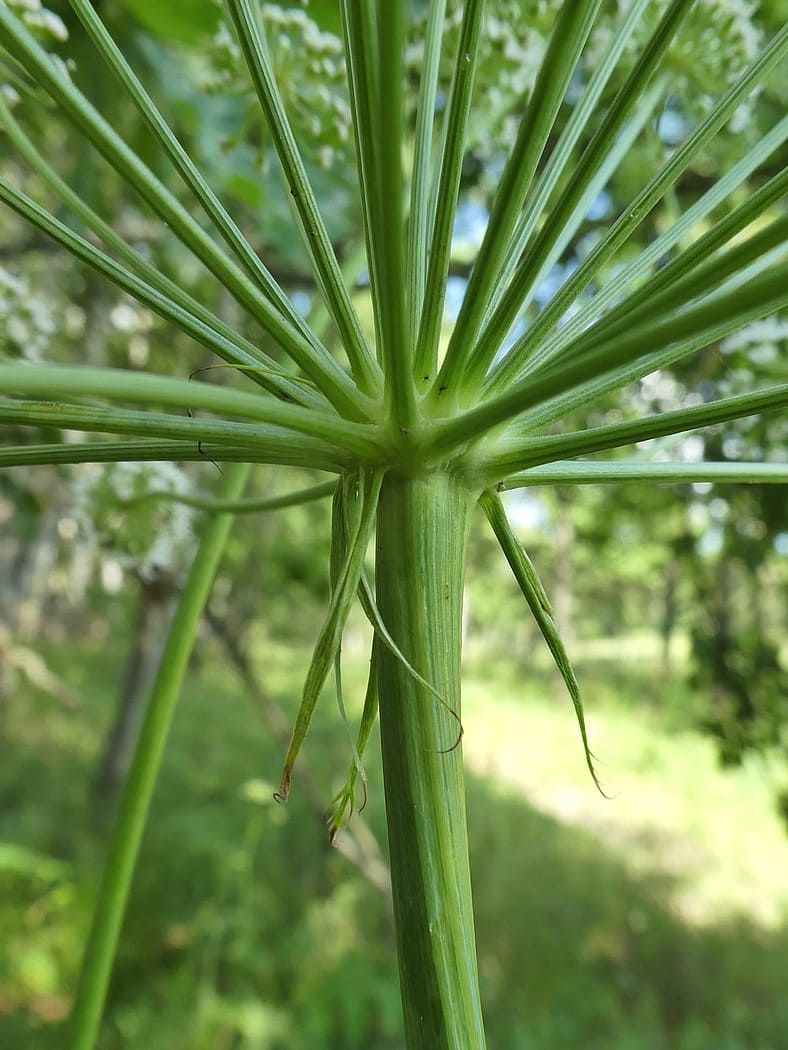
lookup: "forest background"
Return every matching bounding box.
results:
[0,0,786,1047]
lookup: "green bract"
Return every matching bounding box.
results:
[0,2,786,1048]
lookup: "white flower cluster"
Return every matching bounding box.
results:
[72,461,197,580]
[202,3,351,171]
[0,265,57,361]
[717,316,788,441]
[196,0,768,195]
[1,0,71,101]
[406,0,548,159]
[201,1,550,174]
[6,0,67,42]
[711,331,787,431]
[720,316,788,363]
[592,0,762,128]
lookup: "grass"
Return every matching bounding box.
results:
[1,612,786,1048]
[462,673,788,929]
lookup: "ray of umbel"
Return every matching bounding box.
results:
[0,1,786,1047]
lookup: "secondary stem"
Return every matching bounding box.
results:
[375,471,486,1049]
[68,462,251,1050]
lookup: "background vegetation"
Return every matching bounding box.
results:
[1,0,786,1046]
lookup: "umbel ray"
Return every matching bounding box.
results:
[0,1,786,1048]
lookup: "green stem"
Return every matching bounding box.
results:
[119,479,337,515]
[0,5,367,419]
[433,0,603,400]
[375,471,485,1049]
[68,0,324,351]
[68,462,251,1050]
[502,460,788,487]
[425,259,788,458]
[374,1,416,428]
[463,0,691,391]
[407,0,447,351]
[480,384,788,481]
[414,0,485,380]
[0,363,379,456]
[224,0,380,397]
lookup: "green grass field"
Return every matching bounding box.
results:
[1,619,786,1049]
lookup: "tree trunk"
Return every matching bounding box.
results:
[11,506,60,640]
[94,574,175,796]
[660,556,680,678]
[375,471,485,1050]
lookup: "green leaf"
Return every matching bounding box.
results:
[329,475,370,820]
[357,573,460,739]
[329,637,380,842]
[276,470,383,802]
[0,842,68,881]
[479,490,605,794]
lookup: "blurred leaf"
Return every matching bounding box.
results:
[0,843,69,881]
[112,0,220,44]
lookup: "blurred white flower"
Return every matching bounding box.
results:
[0,266,57,361]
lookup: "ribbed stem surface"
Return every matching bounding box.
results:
[375,471,485,1049]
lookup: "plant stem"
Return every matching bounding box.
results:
[375,471,485,1049]
[68,462,251,1050]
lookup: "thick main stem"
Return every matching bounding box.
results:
[375,471,485,1049]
